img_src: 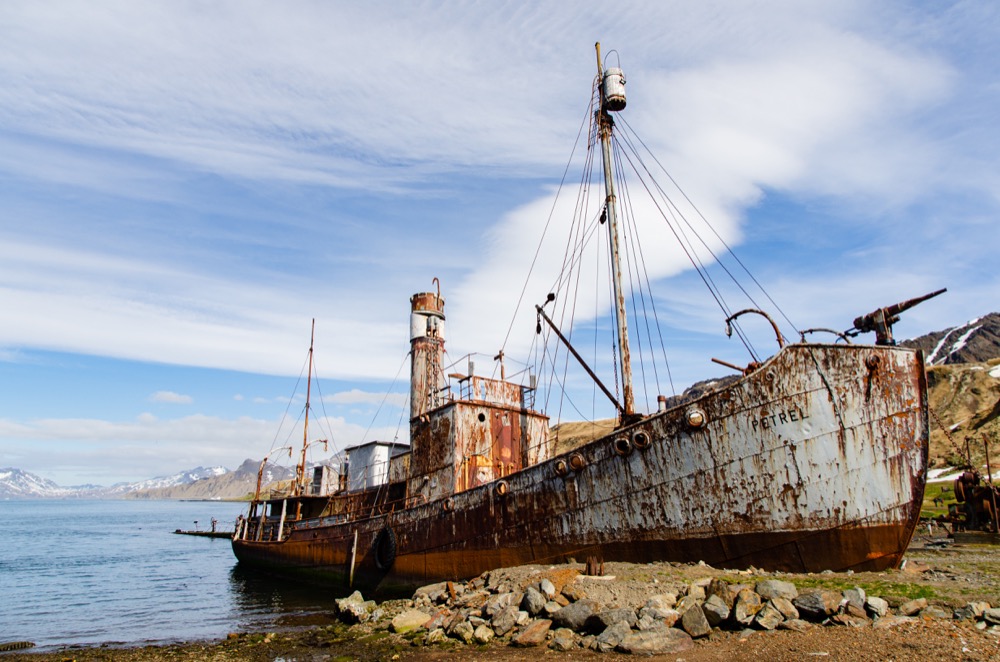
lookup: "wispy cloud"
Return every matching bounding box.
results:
[327,389,407,409]
[0,412,397,486]
[149,391,193,405]
[1,2,998,483]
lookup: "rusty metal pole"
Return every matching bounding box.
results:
[984,434,999,533]
[537,304,624,416]
[595,42,634,420]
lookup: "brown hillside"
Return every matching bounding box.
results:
[550,419,617,455]
[903,312,1000,365]
[926,359,1000,468]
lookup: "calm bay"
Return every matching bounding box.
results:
[0,500,342,651]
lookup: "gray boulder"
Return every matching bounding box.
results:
[450,620,475,643]
[585,607,637,634]
[954,601,990,621]
[753,602,784,630]
[390,609,431,634]
[733,588,763,625]
[792,590,841,621]
[776,618,811,632]
[706,578,736,608]
[843,587,866,611]
[551,598,600,631]
[617,628,695,654]
[512,619,551,647]
[635,613,663,631]
[702,594,731,627]
[520,586,546,616]
[539,578,557,600]
[675,594,702,615]
[335,591,376,624]
[595,621,632,653]
[770,597,799,621]
[898,598,927,616]
[755,579,797,601]
[412,581,450,605]
[482,592,514,617]
[491,605,519,636]
[549,627,577,651]
[473,623,495,644]
[920,605,950,619]
[983,608,1000,625]
[680,602,712,638]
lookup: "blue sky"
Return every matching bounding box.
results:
[1,1,998,486]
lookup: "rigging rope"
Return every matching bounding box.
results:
[618,115,800,338]
[526,78,799,422]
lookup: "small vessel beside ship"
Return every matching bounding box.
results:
[231,44,935,593]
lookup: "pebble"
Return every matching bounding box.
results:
[322,562,1000,653]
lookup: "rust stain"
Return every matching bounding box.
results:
[234,297,929,595]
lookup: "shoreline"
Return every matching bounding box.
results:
[7,535,1000,661]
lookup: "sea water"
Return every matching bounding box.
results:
[0,500,342,651]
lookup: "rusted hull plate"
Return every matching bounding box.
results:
[233,343,928,593]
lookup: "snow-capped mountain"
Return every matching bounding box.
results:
[102,466,230,496]
[902,312,1000,365]
[0,467,74,498]
[122,459,299,500]
[0,465,229,499]
[0,460,335,500]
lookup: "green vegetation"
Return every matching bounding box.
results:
[921,480,957,519]
[791,577,938,602]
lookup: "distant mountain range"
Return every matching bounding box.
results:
[0,461,302,500]
[4,313,999,500]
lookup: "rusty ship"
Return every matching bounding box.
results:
[231,44,933,593]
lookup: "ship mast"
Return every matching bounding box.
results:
[595,42,635,419]
[296,318,316,496]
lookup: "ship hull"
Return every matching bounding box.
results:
[232,343,928,593]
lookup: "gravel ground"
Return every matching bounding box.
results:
[6,533,1000,662]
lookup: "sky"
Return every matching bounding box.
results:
[1,1,998,486]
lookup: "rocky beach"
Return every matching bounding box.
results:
[6,530,999,661]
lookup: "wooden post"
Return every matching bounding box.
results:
[348,530,359,587]
[255,512,266,542]
[277,499,288,542]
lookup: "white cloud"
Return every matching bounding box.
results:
[326,389,407,408]
[0,2,998,483]
[149,391,193,405]
[0,412,399,486]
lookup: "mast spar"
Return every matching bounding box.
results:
[595,42,635,419]
[296,318,316,496]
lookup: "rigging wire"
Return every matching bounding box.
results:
[613,140,665,406]
[358,350,411,446]
[618,115,800,337]
[532,75,798,422]
[499,93,596,357]
[266,348,311,463]
[611,126,762,362]
[615,143,676,397]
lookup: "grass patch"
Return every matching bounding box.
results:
[921,481,958,519]
[791,577,938,601]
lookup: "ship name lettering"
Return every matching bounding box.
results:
[751,407,808,430]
